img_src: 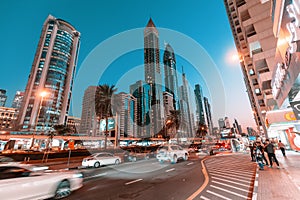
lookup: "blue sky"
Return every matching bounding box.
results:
[0,0,256,129]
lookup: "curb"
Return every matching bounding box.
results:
[252,167,259,200]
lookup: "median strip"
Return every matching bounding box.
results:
[125,178,143,185]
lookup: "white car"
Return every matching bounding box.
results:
[0,163,83,200]
[156,144,189,164]
[82,152,121,168]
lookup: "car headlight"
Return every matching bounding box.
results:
[73,173,83,178]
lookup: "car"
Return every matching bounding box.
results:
[123,146,151,162]
[156,144,189,164]
[187,143,202,153]
[0,163,83,199]
[0,156,15,163]
[81,152,121,168]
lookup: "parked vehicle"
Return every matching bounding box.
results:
[0,163,83,199]
[81,152,121,168]
[156,144,189,164]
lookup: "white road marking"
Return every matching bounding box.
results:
[187,162,194,166]
[210,185,250,199]
[212,176,251,187]
[207,190,231,200]
[207,167,254,175]
[254,180,258,187]
[210,174,251,183]
[211,180,250,192]
[166,168,175,172]
[125,178,143,185]
[85,172,107,180]
[209,171,253,180]
[200,195,210,200]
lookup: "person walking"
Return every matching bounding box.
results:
[265,139,280,169]
[256,141,269,166]
[278,140,286,157]
[255,145,264,170]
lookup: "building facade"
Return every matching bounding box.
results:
[0,89,7,107]
[79,86,98,136]
[194,84,206,126]
[0,107,18,130]
[144,18,163,136]
[163,91,175,119]
[11,91,24,109]
[17,15,80,132]
[66,116,81,134]
[204,97,213,135]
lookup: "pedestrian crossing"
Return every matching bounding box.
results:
[199,154,256,200]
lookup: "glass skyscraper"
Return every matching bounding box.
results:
[194,84,206,126]
[17,15,80,131]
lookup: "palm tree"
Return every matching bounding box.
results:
[166,110,181,141]
[95,84,117,149]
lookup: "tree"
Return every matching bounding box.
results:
[166,110,181,141]
[95,84,117,149]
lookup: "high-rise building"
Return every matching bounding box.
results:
[17,15,80,132]
[144,18,163,136]
[163,43,180,110]
[179,69,193,137]
[0,89,7,107]
[163,91,175,118]
[79,86,98,136]
[224,0,277,135]
[204,97,213,135]
[218,118,225,130]
[130,80,151,137]
[194,84,206,126]
[114,92,137,138]
[11,91,24,109]
[66,116,81,134]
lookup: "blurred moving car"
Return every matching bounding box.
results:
[0,156,15,163]
[0,163,83,199]
[156,144,189,164]
[187,143,202,153]
[81,152,121,168]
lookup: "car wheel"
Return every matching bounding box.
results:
[172,155,177,164]
[132,156,137,162]
[115,159,120,165]
[53,180,71,199]
[159,160,164,164]
[94,161,101,168]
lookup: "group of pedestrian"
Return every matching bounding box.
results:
[249,138,285,170]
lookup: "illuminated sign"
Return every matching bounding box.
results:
[100,118,115,132]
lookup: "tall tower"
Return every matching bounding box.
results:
[194,84,206,126]
[79,86,98,136]
[144,18,163,136]
[11,91,25,110]
[163,43,180,111]
[17,15,80,131]
[204,97,213,135]
[0,89,7,107]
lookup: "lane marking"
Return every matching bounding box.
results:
[166,168,175,172]
[187,162,194,166]
[212,176,251,187]
[200,195,210,200]
[186,157,210,200]
[207,190,231,200]
[207,167,254,175]
[84,172,107,180]
[211,180,250,192]
[125,178,143,185]
[209,171,253,180]
[211,185,250,199]
[210,174,251,183]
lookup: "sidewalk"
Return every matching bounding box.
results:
[255,150,300,200]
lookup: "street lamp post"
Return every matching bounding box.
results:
[31,91,48,149]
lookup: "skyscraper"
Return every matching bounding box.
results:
[163,43,180,110]
[144,18,163,136]
[204,97,213,135]
[11,91,24,109]
[0,89,7,107]
[79,86,98,136]
[17,15,80,131]
[194,84,206,126]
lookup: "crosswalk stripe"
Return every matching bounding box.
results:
[200,196,210,200]
[211,174,252,183]
[212,176,251,187]
[208,168,254,177]
[207,167,254,175]
[210,185,250,199]
[206,190,231,200]
[212,180,250,192]
[209,170,254,180]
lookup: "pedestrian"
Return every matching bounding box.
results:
[256,141,269,166]
[255,145,264,170]
[277,140,286,157]
[265,139,280,169]
[249,142,256,162]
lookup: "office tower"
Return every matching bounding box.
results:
[17,15,80,131]
[218,118,225,130]
[194,84,206,126]
[11,91,24,109]
[224,0,277,135]
[163,43,180,110]
[79,86,98,136]
[179,69,193,137]
[204,97,213,135]
[114,92,137,138]
[0,89,7,107]
[163,91,175,118]
[0,107,18,130]
[144,18,163,136]
[130,80,151,137]
[66,116,81,134]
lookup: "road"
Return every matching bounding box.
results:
[66,156,205,200]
